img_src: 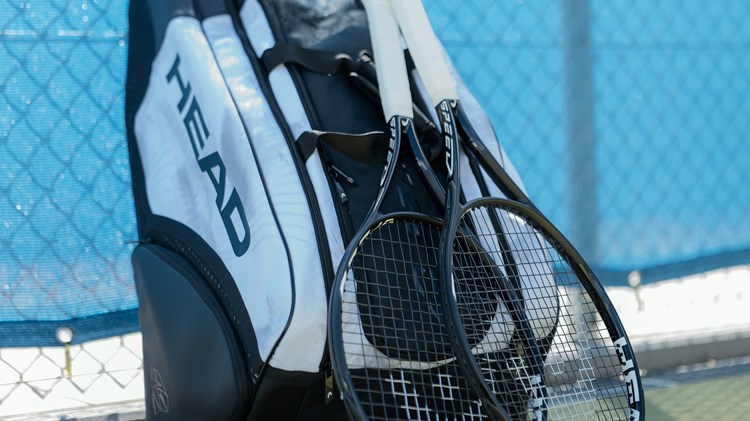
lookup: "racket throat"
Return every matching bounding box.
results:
[324,362,336,404]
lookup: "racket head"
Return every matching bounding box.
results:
[452,197,644,420]
[329,212,503,420]
[442,195,551,421]
[390,3,554,414]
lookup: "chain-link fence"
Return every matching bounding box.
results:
[427,0,750,285]
[1,0,750,417]
[0,333,143,419]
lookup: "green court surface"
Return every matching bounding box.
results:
[645,372,750,420]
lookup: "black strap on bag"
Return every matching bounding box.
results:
[274,45,443,165]
[261,43,355,75]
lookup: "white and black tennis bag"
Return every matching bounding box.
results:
[126,0,538,419]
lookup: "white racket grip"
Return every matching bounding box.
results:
[361,0,413,121]
[390,0,458,106]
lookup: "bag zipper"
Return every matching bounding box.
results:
[327,163,356,242]
[256,16,356,250]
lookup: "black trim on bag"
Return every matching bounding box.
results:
[126,0,157,239]
[246,366,349,421]
[297,131,388,164]
[136,243,251,420]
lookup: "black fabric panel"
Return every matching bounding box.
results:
[296,131,319,162]
[145,0,197,47]
[303,26,384,134]
[195,0,228,18]
[258,0,380,133]
[261,43,355,75]
[246,367,349,421]
[326,133,440,225]
[323,140,382,229]
[146,215,263,380]
[134,244,249,420]
[126,0,157,238]
[320,131,389,163]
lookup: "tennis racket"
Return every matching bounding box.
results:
[391,1,645,420]
[328,0,508,419]
[390,2,549,420]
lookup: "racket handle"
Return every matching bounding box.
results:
[361,0,413,121]
[390,0,458,106]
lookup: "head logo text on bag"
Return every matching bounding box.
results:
[166,54,251,257]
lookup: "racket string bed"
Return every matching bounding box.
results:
[453,203,636,420]
[340,218,491,420]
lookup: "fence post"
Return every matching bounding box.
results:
[561,0,598,264]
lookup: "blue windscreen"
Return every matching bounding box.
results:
[0,0,136,346]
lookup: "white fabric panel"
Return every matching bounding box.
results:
[134,17,292,364]
[239,1,274,57]
[239,1,318,140]
[240,1,347,284]
[236,0,313,140]
[203,15,328,372]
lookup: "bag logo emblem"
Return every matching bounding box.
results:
[150,368,170,414]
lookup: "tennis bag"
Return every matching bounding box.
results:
[126,0,537,419]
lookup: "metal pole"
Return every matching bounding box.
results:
[562,0,598,263]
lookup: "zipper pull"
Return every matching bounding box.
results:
[325,364,335,404]
[327,163,354,204]
[333,178,348,204]
[329,164,357,186]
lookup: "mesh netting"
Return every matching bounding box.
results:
[0,0,136,346]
